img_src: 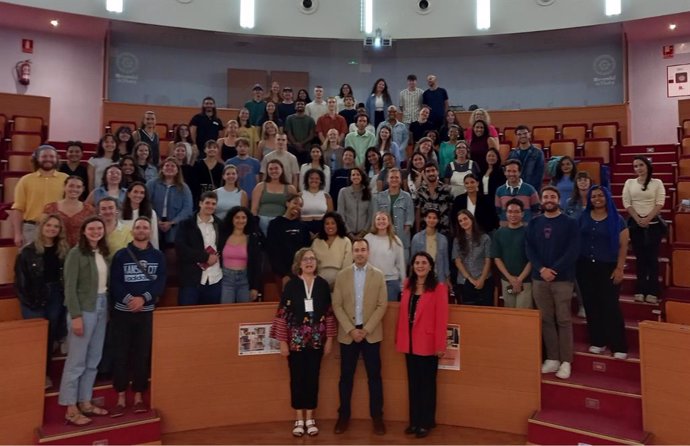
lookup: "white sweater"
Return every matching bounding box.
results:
[364,233,406,283]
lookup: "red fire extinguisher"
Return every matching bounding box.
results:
[15,60,31,86]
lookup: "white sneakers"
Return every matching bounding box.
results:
[555,362,571,379]
[613,352,628,360]
[542,360,571,379]
[577,306,587,319]
[633,293,645,302]
[588,345,607,354]
[541,359,560,374]
[645,295,658,304]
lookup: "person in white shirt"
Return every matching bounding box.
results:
[364,211,406,302]
[305,86,328,121]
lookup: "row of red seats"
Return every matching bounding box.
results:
[498,122,621,148]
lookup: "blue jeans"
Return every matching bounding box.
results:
[178,281,222,305]
[221,268,250,303]
[58,293,108,406]
[20,283,64,372]
[386,280,401,302]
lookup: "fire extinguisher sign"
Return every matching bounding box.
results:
[22,39,33,54]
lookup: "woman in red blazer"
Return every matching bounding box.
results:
[396,251,449,438]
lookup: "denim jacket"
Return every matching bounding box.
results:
[507,146,545,191]
[372,189,414,249]
[146,179,193,243]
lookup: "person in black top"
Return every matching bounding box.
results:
[452,173,499,236]
[338,96,358,127]
[192,140,224,206]
[190,96,225,159]
[277,87,296,121]
[132,111,160,167]
[59,141,89,201]
[267,193,311,287]
[330,147,356,208]
[409,106,436,145]
[14,214,70,389]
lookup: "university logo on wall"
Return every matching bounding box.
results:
[592,54,616,87]
[115,51,139,85]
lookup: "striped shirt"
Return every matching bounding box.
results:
[399,88,424,124]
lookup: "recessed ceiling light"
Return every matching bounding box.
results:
[50,19,59,27]
[669,23,677,31]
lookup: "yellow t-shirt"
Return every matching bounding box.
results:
[12,170,69,222]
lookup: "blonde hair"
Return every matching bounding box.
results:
[291,248,319,276]
[35,214,70,259]
[469,108,491,125]
[261,120,278,140]
[369,211,401,248]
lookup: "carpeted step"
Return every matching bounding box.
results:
[573,317,640,352]
[44,386,150,425]
[528,409,650,445]
[540,374,642,423]
[35,409,161,445]
[571,349,641,383]
[618,294,662,322]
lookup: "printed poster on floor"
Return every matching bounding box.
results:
[238,323,280,356]
[438,324,460,371]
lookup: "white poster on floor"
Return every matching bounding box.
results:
[438,324,460,371]
[667,63,690,97]
[238,323,280,356]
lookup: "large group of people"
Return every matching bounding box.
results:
[9,75,667,437]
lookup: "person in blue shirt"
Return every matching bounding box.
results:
[226,137,261,202]
[576,186,629,360]
[550,156,577,210]
[507,125,545,191]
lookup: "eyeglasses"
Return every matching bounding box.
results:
[301,257,317,262]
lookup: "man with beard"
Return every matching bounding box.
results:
[266,193,311,287]
[414,162,453,236]
[108,216,166,417]
[189,96,225,158]
[285,100,316,165]
[507,125,545,191]
[11,145,69,246]
[525,186,579,380]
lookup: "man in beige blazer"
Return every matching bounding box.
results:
[332,238,388,435]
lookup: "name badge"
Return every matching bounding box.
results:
[304,299,314,313]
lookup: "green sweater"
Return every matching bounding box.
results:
[63,246,110,318]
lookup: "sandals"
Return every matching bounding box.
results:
[292,420,305,437]
[305,419,319,436]
[65,412,92,426]
[79,403,109,417]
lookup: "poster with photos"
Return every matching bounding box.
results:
[238,323,280,356]
[438,324,460,371]
[667,63,690,97]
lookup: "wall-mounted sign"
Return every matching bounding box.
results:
[668,64,690,97]
[22,39,33,54]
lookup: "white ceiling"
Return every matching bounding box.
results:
[1,0,690,40]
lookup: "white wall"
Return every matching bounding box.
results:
[628,37,690,145]
[0,27,104,142]
[4,0,690,40]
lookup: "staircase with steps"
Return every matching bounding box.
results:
[528,143,678,445]
[527,296,658,445]
[35,355,161,445]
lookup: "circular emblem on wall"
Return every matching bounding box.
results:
[116,52,139,75]
[593,54,616,76]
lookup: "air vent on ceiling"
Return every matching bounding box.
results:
[415,0,432,15]
[535,0,555,5]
